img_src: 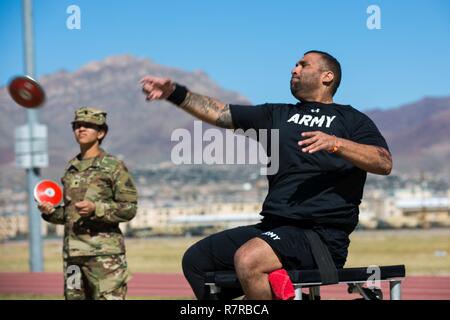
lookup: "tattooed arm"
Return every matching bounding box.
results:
[178,92,234,129]
[140,76,234,129]
[335,139,392,175]
[299,131,392,175]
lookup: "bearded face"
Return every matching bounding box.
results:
[290,53,326,101]
[290,71,322,101]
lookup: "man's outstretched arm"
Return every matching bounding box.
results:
[140,76,234,129]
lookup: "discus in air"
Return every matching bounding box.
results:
[8,75,46,108]
[34,180,63,206]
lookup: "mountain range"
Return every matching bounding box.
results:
[1,55,449,181]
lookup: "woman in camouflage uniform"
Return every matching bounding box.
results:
[38,107,138,300]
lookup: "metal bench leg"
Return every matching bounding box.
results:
[352,283,371,300]
[207,284,221,300]
[390,280,402,300]
[294,285,303,300]
[309,286,321,300]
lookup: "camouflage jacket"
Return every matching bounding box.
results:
[42,149,138,257]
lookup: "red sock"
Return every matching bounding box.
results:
[268,268,295,300]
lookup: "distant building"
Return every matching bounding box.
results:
[1,185,449,240]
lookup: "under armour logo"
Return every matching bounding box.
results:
[311,108,320,113]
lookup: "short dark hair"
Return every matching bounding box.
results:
[98,123,108,145]
[304,50,342,96]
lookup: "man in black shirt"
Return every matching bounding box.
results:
[140,50,392,300]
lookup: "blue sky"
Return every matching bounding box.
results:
[1,0,449,110]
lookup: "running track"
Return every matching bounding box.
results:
[1,273,449,300]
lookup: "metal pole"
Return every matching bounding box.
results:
[294,286,303,300]
[390,280,402,300]
[23,0,43,272]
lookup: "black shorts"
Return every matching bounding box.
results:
[257,224,316,270]
[257,216,349,269]
[192,216,348,271]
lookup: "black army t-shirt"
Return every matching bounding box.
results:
[229,101,389,233]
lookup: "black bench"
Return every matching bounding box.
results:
[205,265,406,300]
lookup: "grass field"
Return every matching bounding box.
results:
[1,229,449,275]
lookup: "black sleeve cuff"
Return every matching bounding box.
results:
[166,83,188,105]
[228,104,241,130]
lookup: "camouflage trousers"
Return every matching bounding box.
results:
[63,254,130,300]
